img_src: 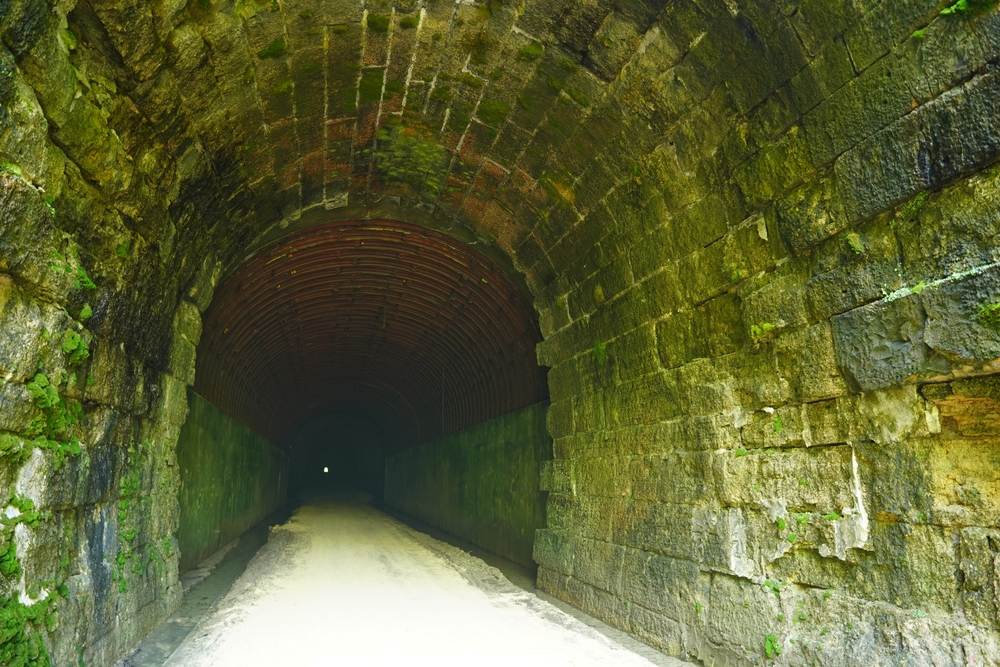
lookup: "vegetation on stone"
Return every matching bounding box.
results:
[60,330,89,366]
[256,37,287,60]
[372,125,449,196]
[763,634,782,659]
[517,42,543,62]
[940,0,999,15]
[366,14,390,34]
[0,0,998,664]
[976,301,1000,330]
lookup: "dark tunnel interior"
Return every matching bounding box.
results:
[177,219,551,562]
[285,406,399,502]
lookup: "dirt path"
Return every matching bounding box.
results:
[161,499,685,666]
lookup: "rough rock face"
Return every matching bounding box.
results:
[0,0,997,664]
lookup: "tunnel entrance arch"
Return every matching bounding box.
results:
[177,218,551,569]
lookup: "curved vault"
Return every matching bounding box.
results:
[195,219,548,444]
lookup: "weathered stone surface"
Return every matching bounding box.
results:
[0,0,997,664]
[832,263,1000,391]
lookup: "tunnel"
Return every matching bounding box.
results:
[0,0,999,664]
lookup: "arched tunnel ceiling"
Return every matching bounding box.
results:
[58,0,680,284]
[195,219,548,444]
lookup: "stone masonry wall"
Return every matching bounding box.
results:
[0,0,998,665]
[385,402,550,568]
[531,4,1000,665]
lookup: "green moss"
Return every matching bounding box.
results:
[256,37,287,60]
[429,84,451,104]
[114,456,145,594]
[60,330,89,367]
[372,125,449,196]
[940,0,999,15]
[358,69,384,105]
[0,496,46,585]
[0,540,18,578]
[74,265,96,290]
[26,374,59,412]
[772,414,784,434]
[0,162,24,177]
[0,435,25,461]
[398,14,417,30]
[750,322,778,345]
[78,304,92,322]
[477,99,510,127]
[25,374,84,463]
[0,595,56,666]
[384,78,404,98]
[366,13,390,34]
[764,634,782,659]
[896,190,929,224]
[564,86,591,108]
[49,249,98,292]
[734,447,749,457]
[593,341,607,368]
[517,41,544,62]
[762,579,783,596]
[845,231,865,255]
[822,511,842,521]
[34,438,81,471]
[976,302,1000,331]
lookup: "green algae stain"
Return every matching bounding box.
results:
[372,125,449,196]
[976,302,1000,331]
[477,99,511,127]
[366,13,390,34]
[517,42,544,62]
[256,37,287,60]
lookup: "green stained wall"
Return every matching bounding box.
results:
[384,403,550,567]
[176,391,288,570]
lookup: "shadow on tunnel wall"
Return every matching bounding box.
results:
[176,391,289,571]
[383,402,552,569]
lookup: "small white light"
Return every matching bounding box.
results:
[323,466,329,474]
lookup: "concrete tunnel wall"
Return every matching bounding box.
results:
[385,402,551,568]
[0,1,999,666]
[176,391,288,571]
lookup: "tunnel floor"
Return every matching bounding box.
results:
[137,497,688,666]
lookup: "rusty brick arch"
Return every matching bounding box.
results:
[195,219,549,445]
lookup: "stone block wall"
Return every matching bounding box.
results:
[176,391,287,570]
[385,403,550,568]
[529,4,1000,663]
[0,232,211,665]
[0,0,998,664]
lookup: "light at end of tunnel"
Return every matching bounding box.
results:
[323,466,329,474]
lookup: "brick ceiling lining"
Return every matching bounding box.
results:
[195,219,548,445]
